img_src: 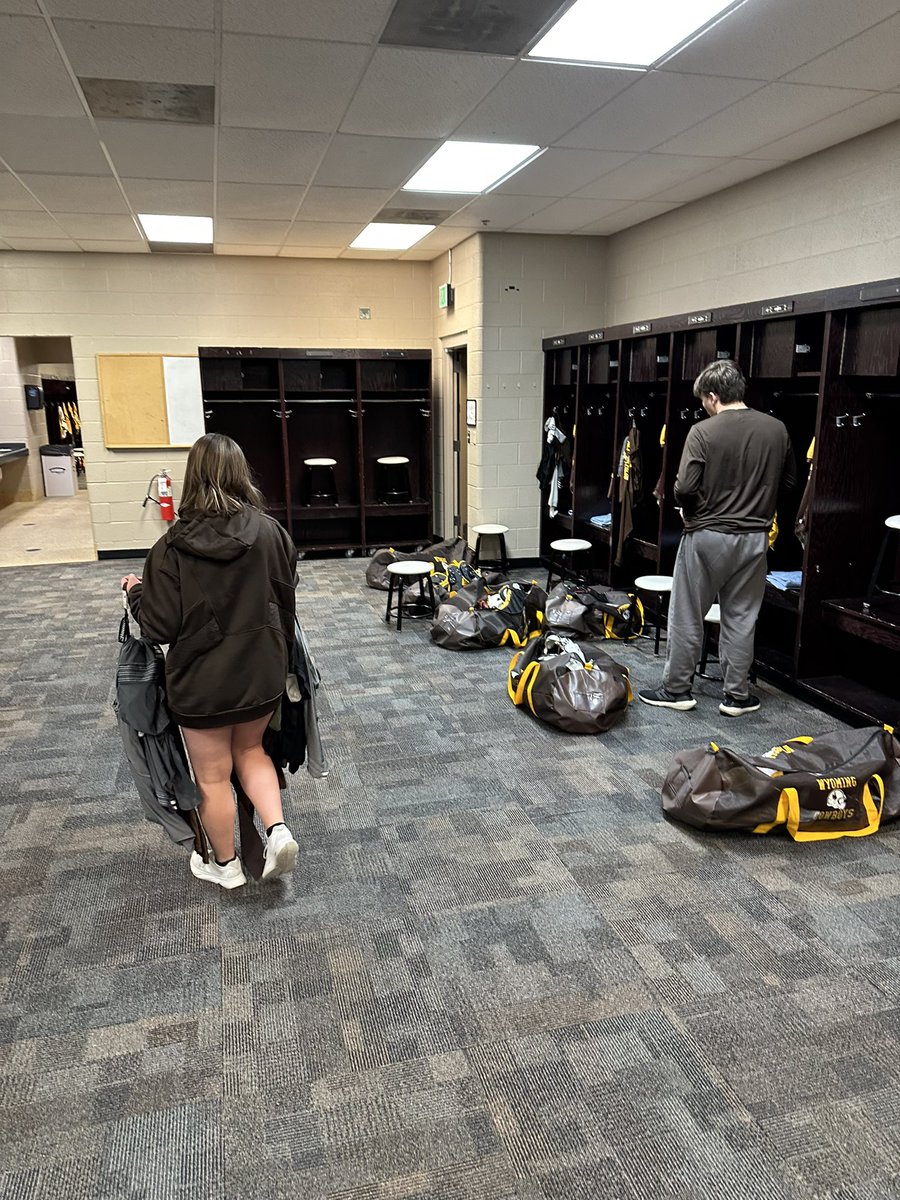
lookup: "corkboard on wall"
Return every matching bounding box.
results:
[97,354,170,448]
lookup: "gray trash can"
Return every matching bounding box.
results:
[40,444,76,497]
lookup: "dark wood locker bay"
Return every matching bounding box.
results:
[199,347,433,557]
[541,277,900,727]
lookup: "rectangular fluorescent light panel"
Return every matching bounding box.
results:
[350,222,435,250]
[403,141,543,194]
[137,213,213,243]
[528,0,738,67]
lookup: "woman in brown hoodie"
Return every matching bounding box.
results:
[121,433,299,890]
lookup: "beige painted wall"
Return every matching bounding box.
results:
[605,121,900,326]
[0,253,433,550]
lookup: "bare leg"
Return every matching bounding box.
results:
[231,713,284,829]
[181,726,237,862]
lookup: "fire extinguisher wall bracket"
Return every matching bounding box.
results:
[143,470,176,521]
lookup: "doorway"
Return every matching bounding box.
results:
[450,346,468,540]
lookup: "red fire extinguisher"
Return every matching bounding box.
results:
[143,469,176,521]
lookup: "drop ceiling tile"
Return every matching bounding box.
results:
[0,16,83,116]
[223,0,394,42]
[216,183,305,220]
[577,201,683,235]
[0,1,39,12]
[296,187,393,223]
[661,0,900,82]
[785,14,900,91]
[653,157,783,203]
[55,213,141,239]
[316,134,436,190]
[455,60,639,145]
[0,170,41,210]
[284,221,366,247]
[399,249,445,259]
[217,129,330,186]
[214,218,292,244]
[559,72,763,153]
[20,173,128,213]
[75,239,149,252]
[380,0,563,56]
[98,119,214,180]
[214,243,280,256]
[0,115,108,174]
[405,226,470,252]
[0,209,68,237]
[574,153,727,201]
[658,83,878,157]
[380,190,475,216]
[278,245,344,258]
[121,178,213,215]
[496,148,636,197]
[219,35,370,131]
[443,193,554,228]
[54,20,215,85]
[511,196,627,233]
[46,0,214,28]
[745,93,900,161]
[4,236,80,250]
[341,47,511,139]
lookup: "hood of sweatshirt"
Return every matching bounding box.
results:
[167,506,261,562]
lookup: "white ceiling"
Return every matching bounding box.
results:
[0,0,898,258]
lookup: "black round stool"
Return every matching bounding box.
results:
[304,457,338,505]
[376,456,411,503]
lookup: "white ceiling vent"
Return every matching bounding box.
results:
[79,78,215,125]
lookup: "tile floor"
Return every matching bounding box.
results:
[0,489,95,567]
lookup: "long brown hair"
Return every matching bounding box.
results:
[179,433,264,517]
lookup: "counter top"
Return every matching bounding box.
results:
[0,442,28,465]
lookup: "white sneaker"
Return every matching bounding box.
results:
[190,851,247,890]
[262,824,299,881]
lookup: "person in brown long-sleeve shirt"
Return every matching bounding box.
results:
[639,360,797,716]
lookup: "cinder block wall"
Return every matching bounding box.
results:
[0,254,433,550]
[605,121,900,324]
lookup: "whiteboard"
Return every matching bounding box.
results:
[163,356,205,446]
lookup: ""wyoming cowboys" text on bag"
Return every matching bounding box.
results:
[662,725,900,841]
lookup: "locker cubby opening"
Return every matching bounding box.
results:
[285,401,360,509]
[364,511,432,551]
[283,357,356,394]
[750,313,825,379]
[573,389,616,530]
[618,389,667,546]
[627,334,670,383]
[680,325,738,381]
[203,400,285,515]
[199,356,279,394]
[360,357,430,395]
[584,342,618,386]
[546,347,577,387]
[751,386,818,574]
[838,304,900,377]
[289,514,362,552]
[361,401,429,505]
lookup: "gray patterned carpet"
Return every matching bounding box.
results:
[2,556,900,1199]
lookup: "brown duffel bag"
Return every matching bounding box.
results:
[662,725,900,841]
[365,536,469,591]
[507,632,632,734]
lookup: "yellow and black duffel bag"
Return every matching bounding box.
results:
[431,578,543,651]
[544,582,643,641]
[507,632,632,734]
[662,725,900,841]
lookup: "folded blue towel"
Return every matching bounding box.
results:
[767,570,803,591]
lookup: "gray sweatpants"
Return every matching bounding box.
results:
[663,529,768,698]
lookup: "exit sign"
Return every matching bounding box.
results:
[438,283,454,309]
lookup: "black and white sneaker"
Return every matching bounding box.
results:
[638,686,697,711]
[720,693,761,717]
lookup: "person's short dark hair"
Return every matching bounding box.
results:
[693,359,746,405]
